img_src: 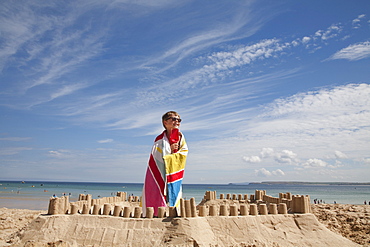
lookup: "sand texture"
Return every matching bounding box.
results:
[1,204,368,247]
[312,204,370,246]
[0,208,46,246]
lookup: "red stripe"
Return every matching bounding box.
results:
[154,131,165,142]
[148,154,165,193]
[167,170,184,183]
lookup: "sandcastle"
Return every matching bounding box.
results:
[47,189,311,217]
[16,190,357,246]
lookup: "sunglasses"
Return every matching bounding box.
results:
[167,117,182,122]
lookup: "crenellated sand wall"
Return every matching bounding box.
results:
[47,189,311,218]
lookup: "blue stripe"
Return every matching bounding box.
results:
[167,180,182,206]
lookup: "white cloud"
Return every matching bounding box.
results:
[243,148,298,166]
[314,30,323,37]
[302,36,311,43]
[352,14,366,29]
[302,158,327,169]
[48,149,73,158]
[48,150,64,157]
[327,161,344,169]
[202,38,286,80]
[321,24,342,40]
[262,83,370,118]
[291,40,299,46]
[242,155,261,163]
[334,150,347,159]
[363,158,370,164]
[248,148,297,165]
[98,139,114,144]
[272,169,285,176]
[275,150,297,164]
[255,168,285,177]
[328,41,370,61]
[50,83,89,101]
[0,147,32,156]
[233,83,370,178]
[260,147,274,158]
[255,168,271,177]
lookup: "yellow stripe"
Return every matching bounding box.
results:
[164,153,187,174]
[175,199,180,208]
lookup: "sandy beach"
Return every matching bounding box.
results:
[0,203,369,246]
[311,204,370,246]
[0,208,46,246]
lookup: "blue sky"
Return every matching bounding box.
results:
[1,0,369,184]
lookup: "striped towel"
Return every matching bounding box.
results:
[142,130,188,216]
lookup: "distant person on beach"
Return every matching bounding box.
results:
[142,111,189,217]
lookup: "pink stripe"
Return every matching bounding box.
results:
[148,154,165,193]
[144,167,166,215]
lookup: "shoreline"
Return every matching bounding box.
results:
[2,182,370,208]
[2,179,370,184]
[0,198,49,210]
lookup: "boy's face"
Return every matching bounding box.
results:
[163,114,181,130]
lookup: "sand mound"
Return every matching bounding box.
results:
[312,204,370,246]
[8,213,358,247]
[0,208,46,247]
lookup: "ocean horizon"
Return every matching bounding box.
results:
[1,180,370,210]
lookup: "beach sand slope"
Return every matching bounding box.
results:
[0,208,46,247]
[312,204,370,246]
[8,213,359,247]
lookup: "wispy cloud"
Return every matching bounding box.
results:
[141,3,262,73]
[352,14,366,29]
[243,156,261,163]
[255,168,285,177]
[0,1,108,108]
[98,139,114,144]
[327,41,370,61]
[0,147,32,156]
[334,150,348,159]
[301,158,327,169]
[320,24,343,41]
[132,17,369,109]
[49,83,90,101]
[1,2,367,115]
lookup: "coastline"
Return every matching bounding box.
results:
[0,196,49,210]
[242,181,370,186]
[2,181,370,207]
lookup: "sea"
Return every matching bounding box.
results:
[1,181,369,210]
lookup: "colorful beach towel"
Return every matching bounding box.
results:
[142,130,188,217]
